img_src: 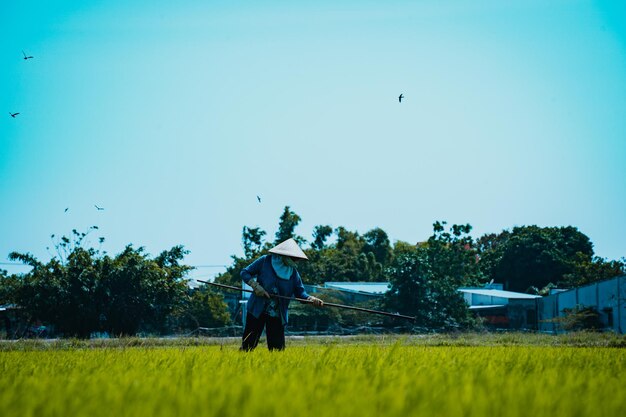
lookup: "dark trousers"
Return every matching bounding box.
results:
[241,313,285,351]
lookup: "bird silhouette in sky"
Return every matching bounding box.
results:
[64,208,69,213]
[9,112,19,118]
[257,195,262,203]
[398,94,404,103]
[22,51,34,60]
[95,205,104,211]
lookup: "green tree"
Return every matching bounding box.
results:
[329,227,375,281]
[176,286,231,330]
[363,227,392,265]
[311,225,333,250]
[478,225,596,292]
[383,222,482,329]
[335,227,362,254]
[427,221,483,286]
[383,244,474,329]
[99,245,191,335]
[0,268,18,306]
[275,206,305,245]
[9,242,102,338]
[561,255,625,287]
[6,231,192,337]
[300,225,391,283]
[242,226,266,258]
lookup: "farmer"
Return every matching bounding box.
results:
[240,238,323,351]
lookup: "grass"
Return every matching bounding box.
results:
[0,334,624,417]
[1,331,625,351]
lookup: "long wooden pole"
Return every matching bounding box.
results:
[197,280,416,321]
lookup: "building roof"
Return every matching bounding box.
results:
[469,304,506,310]
[324,282,390,295]
[458,288,541,299]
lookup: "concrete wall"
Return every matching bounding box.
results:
[558,290,577,311]
[538,275,625,334]
[578,285,596,306]
[507,299,538,330]
[614,277,626,334]
[538,296,557,333]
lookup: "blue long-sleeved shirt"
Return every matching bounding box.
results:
[241,255,309,324]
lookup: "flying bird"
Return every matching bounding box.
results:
[94,205,104,211]
[257,195,261,203]
[22,51,34,60]
[9,112,19,118]
[64,208,69,213]
[398,94,404,103]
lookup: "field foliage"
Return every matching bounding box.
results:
[1,339,624,417]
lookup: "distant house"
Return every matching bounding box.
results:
[311,282,543,329]
[458,284,541,329]
[538,275,625,334]
[0,304,18,339]
[313,282,543,329]
[319,282,390,303]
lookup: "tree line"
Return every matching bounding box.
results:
[0,228,230,338]
[1,207,624,337]
[218,206,625,328]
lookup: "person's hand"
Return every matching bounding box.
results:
[249,280,270,298]
[307,296,324,307]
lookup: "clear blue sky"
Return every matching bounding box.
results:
[2,0,625,280]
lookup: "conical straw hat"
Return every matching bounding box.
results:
[269,238,308,260]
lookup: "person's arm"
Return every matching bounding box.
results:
[241,256,270,298]
[294,271,324,307]
[240,256,265,285]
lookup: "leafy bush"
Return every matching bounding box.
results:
[2,230,193,337]
[551,305,604,331]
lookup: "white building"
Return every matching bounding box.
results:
[458,284,541,329]
[459,285,541,308]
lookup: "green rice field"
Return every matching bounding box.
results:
[1,336,624,417]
